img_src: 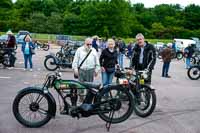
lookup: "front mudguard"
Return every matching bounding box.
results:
[45,54,59,65]
[17,87,57,117]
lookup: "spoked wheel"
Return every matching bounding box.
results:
[2,53,11,67]
[97,86,134,124]
[12,89,52,127]
[187,66,200,80]
[190,57,196,65]
[44,57,58,71]
[176,52,183,60]
[134,85,156,118]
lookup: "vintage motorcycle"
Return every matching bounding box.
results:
[34,40,50,51]
[12,70,134,131]
[44,42,76,71]
[0,42,17,67]
[115,67,156,117]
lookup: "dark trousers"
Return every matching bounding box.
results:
[24,54,33,69]
[162,62,170,77]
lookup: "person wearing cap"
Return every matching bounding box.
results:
[6,30,16,69]
[72,38,100,103]
[21,34,35,71]
[72,38,100,82]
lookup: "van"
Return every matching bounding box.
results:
[174,39,196,50]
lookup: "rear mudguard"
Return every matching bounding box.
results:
[17,87,56,117]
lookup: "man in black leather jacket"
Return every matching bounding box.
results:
[131,33,156,84]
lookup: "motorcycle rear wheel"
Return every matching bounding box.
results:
[96,86,134,124]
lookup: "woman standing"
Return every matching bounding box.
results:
[21,34,35,71]
[100,39,118,86]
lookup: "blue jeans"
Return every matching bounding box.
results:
[118,53,124,69]
[162,62,170,77]
[186,58,191,69]
[102,72,115,86]
[24,54,33,69]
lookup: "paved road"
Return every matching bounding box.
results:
[0,47,200,133]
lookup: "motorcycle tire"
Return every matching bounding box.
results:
[44,56,58,71]
[187,66,200,80]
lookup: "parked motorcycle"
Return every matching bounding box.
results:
[190,52,200,66]
[12,70,134,131]
[35,40,50,51]
[0,42,17,67]
[115,67,156,117]
[44,43,76,71]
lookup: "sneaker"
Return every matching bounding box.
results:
[23,68,27,71]
[166,75,171,78]
[30,69,33,72]
[7,67,14,70]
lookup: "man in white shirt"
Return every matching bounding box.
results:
[72,38,100,82]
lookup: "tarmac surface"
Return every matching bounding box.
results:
[0,47,200,133]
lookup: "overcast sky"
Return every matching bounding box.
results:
[12,0,200,7]
[131,0,200,7]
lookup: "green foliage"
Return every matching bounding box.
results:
[0,0,200,39]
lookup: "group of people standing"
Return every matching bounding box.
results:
[72,33,157,90]
[4,31,35,71]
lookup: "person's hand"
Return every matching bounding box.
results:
[94,72,98,77]
[145,68,150,74]
[101,67,105,72]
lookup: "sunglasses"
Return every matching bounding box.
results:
[86,43,92,46]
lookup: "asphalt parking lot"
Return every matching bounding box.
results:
[0,47,200,133]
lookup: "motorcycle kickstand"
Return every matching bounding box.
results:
[105,110,115,132]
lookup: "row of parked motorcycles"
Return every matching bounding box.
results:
[11,41,156,130]
[12,66,156,131]
[187,52,200,80]
[0,42,17,67]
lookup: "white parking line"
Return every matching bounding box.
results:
[13,68,24,70]
[0,76,11,79]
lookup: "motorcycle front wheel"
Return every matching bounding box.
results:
[2,53,11,67]
[133,85,156,118]
[12,89,52,127]
[187,66,200,80]
[44,56,58,71]
[176,52,183,60]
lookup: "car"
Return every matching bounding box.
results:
[56,35,72,46]
[16,30,30,38]
[16,35,26,45]
[0,35,8,43]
